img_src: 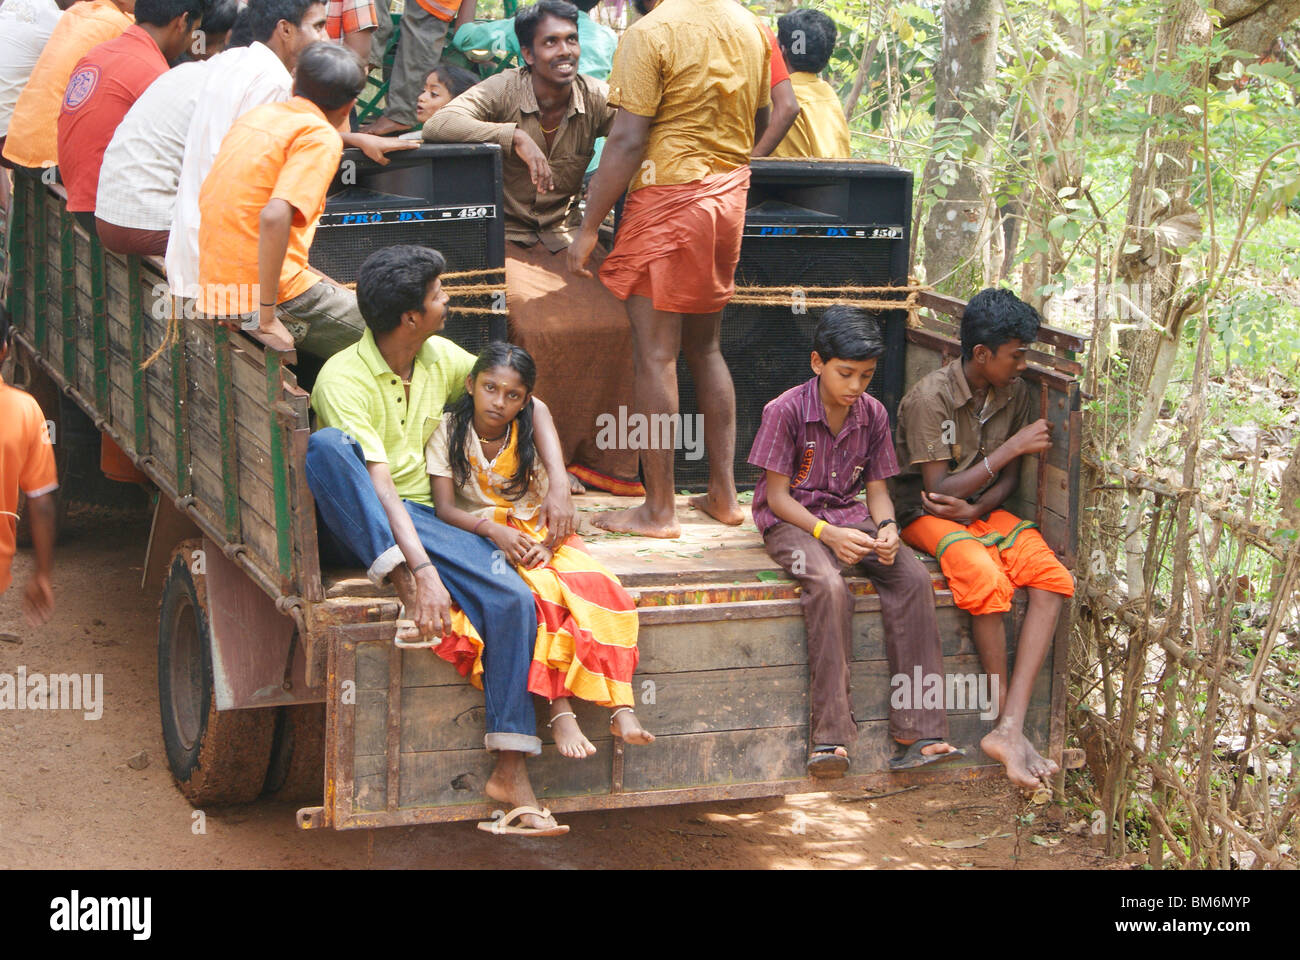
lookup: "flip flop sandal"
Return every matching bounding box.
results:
[476,805,570,837]
[889,738,966,771]
[392,604,440,649]
[807,744,850,779]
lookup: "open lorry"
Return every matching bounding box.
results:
[3,152,1085,830]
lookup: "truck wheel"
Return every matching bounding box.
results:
[157,540,276,804]
[263,701,326,803]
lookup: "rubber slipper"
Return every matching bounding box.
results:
[392,604,439,649]
[890,738,966,771]
[476,805,570,837]
[807,744,850,779]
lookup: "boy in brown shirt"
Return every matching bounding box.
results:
[893,288,1074,791]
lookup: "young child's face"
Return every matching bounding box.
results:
[467,364,530,433]
[415,72,454,123]
[811,352,877,409]
[976,338,1030,388]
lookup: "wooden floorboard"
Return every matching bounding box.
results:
[322,493,945,599]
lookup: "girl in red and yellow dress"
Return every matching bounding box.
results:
[425,342,653,759]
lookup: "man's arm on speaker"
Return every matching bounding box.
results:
[568,108,652,278]
[421,72,518,150]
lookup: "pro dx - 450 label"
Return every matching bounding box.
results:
[323,205,497,226]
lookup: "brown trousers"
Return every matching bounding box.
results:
[764,519,949,747]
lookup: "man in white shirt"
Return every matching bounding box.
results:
[165,0,414,296]
[95,0,242,256]
[0,0,71,212]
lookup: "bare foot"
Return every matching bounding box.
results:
[567,472,586,495]
[980,726,1042,791]
[484,752,556,831]
[1023,739,1059,783]
[592,504,680,539]
[610,708,654,745]
[688,493,744,526]
[549,706,596,759]
[920,740,960,757]
[358,115,411,136]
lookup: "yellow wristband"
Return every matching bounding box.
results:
[812,520,827,540]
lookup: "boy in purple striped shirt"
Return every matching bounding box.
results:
[748,305,962,778]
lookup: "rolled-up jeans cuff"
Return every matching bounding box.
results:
[485,732,542,756]
[368,544,405,587]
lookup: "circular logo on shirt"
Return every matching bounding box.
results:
[63,65,101,112]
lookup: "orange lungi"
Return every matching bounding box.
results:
[599,165,751,315]
[902,509,1074,617]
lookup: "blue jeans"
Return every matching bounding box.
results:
[306,427,541,755]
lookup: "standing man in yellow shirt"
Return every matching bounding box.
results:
[568,0,771,539]
[771,7,852,159]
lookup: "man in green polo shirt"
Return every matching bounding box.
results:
[306,244,576,835]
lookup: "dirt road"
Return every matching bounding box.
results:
[0,503,1116,869]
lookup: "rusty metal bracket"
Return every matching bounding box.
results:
[296,806,326,829]
[611,738,625,794]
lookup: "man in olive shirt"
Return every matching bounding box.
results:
[424,0,642,496]
[892,288,1075,792]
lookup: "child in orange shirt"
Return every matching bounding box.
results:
[0,307,58,625]
[196,42,368,357]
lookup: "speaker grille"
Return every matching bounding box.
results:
[310,219,490,285]
[674,235,909,489]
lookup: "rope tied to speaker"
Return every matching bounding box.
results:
[727,283,927,314]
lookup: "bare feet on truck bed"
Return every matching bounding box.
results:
[592,504,680,539]
[688,492,745,526]
[980,725,1055,791]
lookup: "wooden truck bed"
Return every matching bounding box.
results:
[301,496,1050,829]
[5,173,1082,832]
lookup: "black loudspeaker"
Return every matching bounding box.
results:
[673,159,913,489]
[308,143,507,353]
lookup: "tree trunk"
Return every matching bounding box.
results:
[921,0,1002,294]
[1115,0,1213,595]
[1015,11,1087,311]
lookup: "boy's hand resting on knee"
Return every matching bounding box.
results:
[821,525,876,566]
[922,490,977,524]
[873,524,899,565]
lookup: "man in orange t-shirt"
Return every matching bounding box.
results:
[2,0,135,170]
[57,0,204,227]
[196,41,366,358]
[0,308,58,626]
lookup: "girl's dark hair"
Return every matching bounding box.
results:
[444,342,539,501]
[812,304,885,362]
[433,63,481,99]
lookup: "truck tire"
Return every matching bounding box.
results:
[157,540,276,804]
[263,701,326,803]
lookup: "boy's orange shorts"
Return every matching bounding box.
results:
[902,509,1074,616]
